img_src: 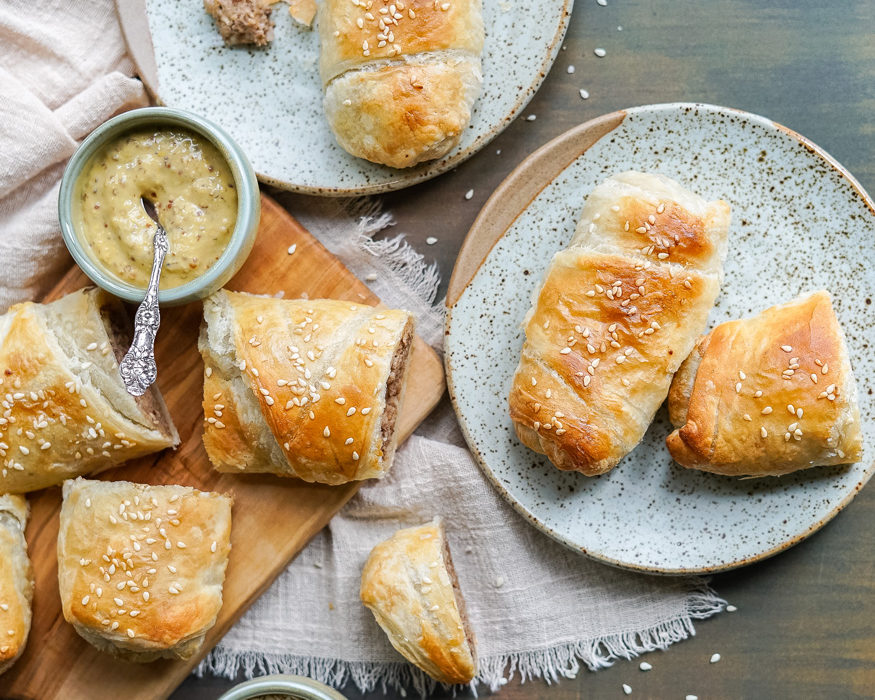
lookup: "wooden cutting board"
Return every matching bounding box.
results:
[0,194,445,700]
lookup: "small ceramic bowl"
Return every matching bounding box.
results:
[217,674,348,700]
[58,106,260,306]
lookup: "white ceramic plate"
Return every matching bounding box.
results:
[445,103,875,574]
[129,0,571,195]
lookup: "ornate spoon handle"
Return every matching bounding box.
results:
[119,209,169,397]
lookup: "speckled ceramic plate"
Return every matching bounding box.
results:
[445,103,875,574]
[118,0,571,195]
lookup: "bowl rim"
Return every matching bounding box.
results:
[216,673,348,700]
[58,106,260,305]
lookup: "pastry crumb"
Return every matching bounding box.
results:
[287,0,316,27]
[204,0,274,47]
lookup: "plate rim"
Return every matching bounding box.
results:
[445,101,875,575]
[116,0,574,196]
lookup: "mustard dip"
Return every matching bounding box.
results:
[74,128,238,289]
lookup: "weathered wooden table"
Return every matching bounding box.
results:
[178,1,875,697]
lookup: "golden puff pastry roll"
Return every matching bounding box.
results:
[361,520,477,684]
[57,478,232,662]
[0,288,179,495]
[667,291,862,476]
[199,290,415,485]
[0,495,32,676]
[509,171,731,475]
[318,0,484,168]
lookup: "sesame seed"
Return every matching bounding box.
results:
[743,414,752,421]
[335,397,346,405]
[127,629,135,638]
[735,382,742,394]
[622,685,632,695]
[726,605,738,612]
[567,65,575,74]
[560,347,572,355]
[211,541,217,553]
[352,451,359,461]
[594,48,606,57]
[710,653,721,663]
[761,406,773,415]
[639,662,652,671]
[781,345,792,352]
[177,541,186,549]
[761,427,768,438]
[787,404,795,415]
[796,408,803,419]
[323,426,331,438]
[579,88,590,99]
[526,114,537,121]
[347,407,356,416]
[86,342,98,351]
[81,595,90,605]
[426,236,438,245]
[465,189,474,200]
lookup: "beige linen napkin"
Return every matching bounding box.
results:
[0,3,726,695]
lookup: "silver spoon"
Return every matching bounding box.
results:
[119,197,169,397]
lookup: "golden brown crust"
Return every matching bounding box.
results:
[0,289,178,495]
[318,0,484,83]
[318,0,484,168]
[509,172,731,475]
[360,521,477,684]
[0,494,31,676]
[200,291,415,485]
[323,58,481,169]
[666,291,863,476]
[58,478,232,662]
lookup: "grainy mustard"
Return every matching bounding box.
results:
[74,128,238,289]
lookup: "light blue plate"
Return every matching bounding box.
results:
[445,103,875,574]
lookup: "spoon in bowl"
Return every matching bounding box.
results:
[119,197,169,396]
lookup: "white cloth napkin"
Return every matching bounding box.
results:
[0,2,726,695]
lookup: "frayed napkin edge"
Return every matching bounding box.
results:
[196,579,727,697]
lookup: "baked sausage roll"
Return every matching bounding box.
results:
[0,288,178,494]
[667,291,863,476]
[0,494,32,676]
[319,0,484,168]
[509,171,731,475]
[199,290,415,484]
[360,520,477,684]
[57,478,233,662]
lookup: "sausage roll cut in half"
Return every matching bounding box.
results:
[319,0,484,168]
[667,291,862,476]
[57,478,233,662]
[0,495,32,676]
[0,288,178,494]
[509,171,731,475]
[199,290,415,484]
[360,520,477,684]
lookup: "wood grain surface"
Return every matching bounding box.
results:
[176,1,875,698]
[0,195,444,700]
